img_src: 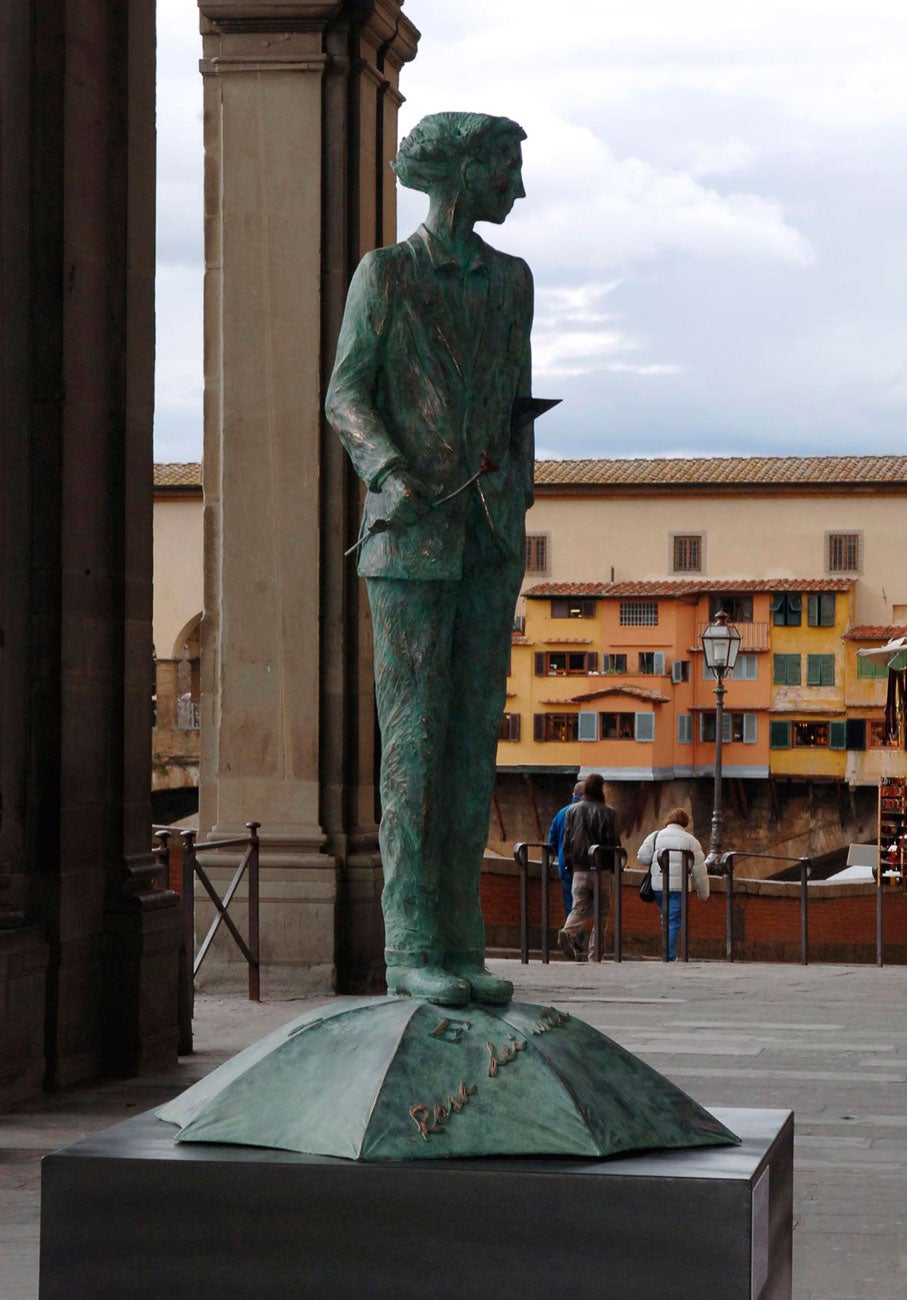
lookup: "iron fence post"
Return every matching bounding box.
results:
[799,857,811,965]
[613,847,625,963]
[876,859,884,968]
[680,850,690,963]
[246,822,261,1001]
[658,848,671,962]
[179,829,197,1053]
[540,845,550,964]
[723,853,735,963]
[590,846,601,962]
[514,843,529,963]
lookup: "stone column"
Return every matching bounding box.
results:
[197,1,418,993]
[0,0,180,1100]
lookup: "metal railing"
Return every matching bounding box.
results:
[511,841,828,966]
[513,841,628,964]
[719,853,812,965]
[154,821,261,1054]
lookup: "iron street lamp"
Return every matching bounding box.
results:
[701,609,742,866]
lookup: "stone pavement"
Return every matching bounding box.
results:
[3,959,906,1298]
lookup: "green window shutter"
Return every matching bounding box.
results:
[653,651,666,675]
[829,720,846,750]
[806,654,825,686]
[677,714,692,744]
[743,713,758,744]
[770,720,791,749]
[773,654,786,685]
[721,712,732,742]
[790,655,801,685]
[807,593,819,626]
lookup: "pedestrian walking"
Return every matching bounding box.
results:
[637,808,709,961]
[558,773,620,960]
[548,780,585,925]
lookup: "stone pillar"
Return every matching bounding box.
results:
[197,1,418,993]
[0,0,180,1100]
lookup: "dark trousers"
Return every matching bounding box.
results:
[367,552,521,968]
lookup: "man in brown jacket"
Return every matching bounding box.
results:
[558,773,620,960]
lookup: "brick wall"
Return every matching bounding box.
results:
[482,856,907,964]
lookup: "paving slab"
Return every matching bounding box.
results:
[1,962,906,1299]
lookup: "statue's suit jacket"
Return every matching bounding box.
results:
[325,225,534,580]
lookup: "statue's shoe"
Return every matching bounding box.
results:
[386,964,470,1006]
[445,963,513,1005]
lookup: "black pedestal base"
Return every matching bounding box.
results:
[40,1106,792,1299]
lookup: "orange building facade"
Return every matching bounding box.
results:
[498,455,907,790]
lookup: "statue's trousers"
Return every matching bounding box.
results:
[367,547,522,967]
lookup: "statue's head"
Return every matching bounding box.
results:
[392,112,526,224]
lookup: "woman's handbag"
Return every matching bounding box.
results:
[638,830,659,903]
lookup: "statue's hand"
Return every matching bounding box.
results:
[380,470,430,528]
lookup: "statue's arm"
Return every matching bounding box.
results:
[511,260,535,507]
[325,253,405,491]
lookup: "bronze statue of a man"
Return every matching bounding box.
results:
[326,112,534,1006]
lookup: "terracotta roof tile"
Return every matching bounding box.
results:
[540,636,593,645]
[845,625,907,641]
[533,454,907,489]
[525,578,854,598]
[569,685,669,704]
[154,462,202,488]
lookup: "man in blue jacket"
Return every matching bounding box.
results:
[548,781,584,925]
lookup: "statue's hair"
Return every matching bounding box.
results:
[392,112,526,194]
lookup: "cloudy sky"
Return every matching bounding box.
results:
[155,0,907,462]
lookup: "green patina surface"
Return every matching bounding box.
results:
[325,112,540,1007]
[158,998,739,1161]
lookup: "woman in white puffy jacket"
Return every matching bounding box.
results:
[637,807,709,961]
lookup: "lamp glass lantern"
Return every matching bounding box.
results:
[701,610,742,676]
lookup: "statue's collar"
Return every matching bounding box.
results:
[417,224,487,273]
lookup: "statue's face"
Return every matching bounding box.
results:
[466,138,525,225]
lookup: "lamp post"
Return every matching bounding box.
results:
[701,610,742,866]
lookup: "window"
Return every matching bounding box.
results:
[807,593,836,627]
[829,719,865,750]
[619,600,658,627]
[709,594,753,623]
[700,712,758,743]
[638,651,666,675]
[857,655,889,680]
[869,720,897,748]
[672,533,703,573]
[602,653,628,674]
[600,712,636,739]
[732,653,758,681]
[827,531,861,573]
[677,713,693,744]
[499,713,520,741]
[773,654,801,686]
[793,721,829,748]
[551,598,595,619]
[534,651,597,676]
[672,660,691,683]
[772,593,802,626]
[770,720,791,749]
[598,711,654,741]
[525,534,549,575]
[534,713,580,742]
[806,654,835,687]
